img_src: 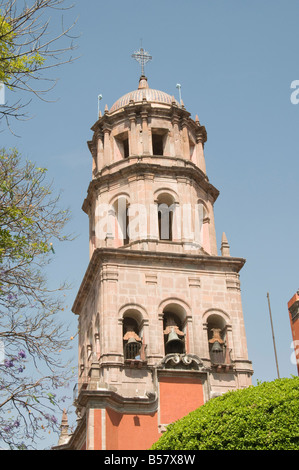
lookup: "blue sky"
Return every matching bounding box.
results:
[2,0,299,447]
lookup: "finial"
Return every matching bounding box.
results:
[138,75,149,90]
[176,83,182,105]
[98,94,102,119]
[221,232,230,257]
[132,46,152,77]
[58,409,70,446]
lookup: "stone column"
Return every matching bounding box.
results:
[195,134,206,173]
[172,201,181,242]
[141,110,150,155]
[97,131,104,171]
[128,111,137,156]
[95,332,100,359]
[89,142,97,175]
[195,118,207,173]
[225,324,233,361]
[103,126,111,166]
[172,115,182,157]
[202,322,210,360]
[185,316,194,354]
[207,197,218,256]
[149,201,159,241]
[181,119,190,159]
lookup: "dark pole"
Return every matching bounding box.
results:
[267,292,280,379]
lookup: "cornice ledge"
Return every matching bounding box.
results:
[82,157,219,212]
[77,388,158,411]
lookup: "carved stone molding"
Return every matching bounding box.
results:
[145,273,157,285]
[188,277,201,288]
[226,274,241,291]
[159,353,203,370]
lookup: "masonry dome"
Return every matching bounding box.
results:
[109,76,180,113]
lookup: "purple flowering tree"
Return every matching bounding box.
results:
[0,149,75,449]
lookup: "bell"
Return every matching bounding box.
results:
[211,340,223,353]
[166,327,184,354]
[127,336,139,344]
[166,328,180,343]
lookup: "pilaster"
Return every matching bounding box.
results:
[141,109,150,155]
[103,125,111,166]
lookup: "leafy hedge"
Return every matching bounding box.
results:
[151,377,299,450]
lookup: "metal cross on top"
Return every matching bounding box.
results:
[131,47,152,76]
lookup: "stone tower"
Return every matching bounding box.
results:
[57,53,253,450]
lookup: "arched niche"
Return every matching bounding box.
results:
[109,195,130,246]
[120,307,147,362]
[203,310,232,365]
[161,302,188,356]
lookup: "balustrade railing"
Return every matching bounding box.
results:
[124,343,147,362]
[210,346,232,366]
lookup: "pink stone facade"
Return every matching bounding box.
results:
[55,75,253,450]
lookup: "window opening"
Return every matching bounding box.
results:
[115,132,129,159]
[114,198,130,246]
[152,133,164,155]
[157,193,175,241]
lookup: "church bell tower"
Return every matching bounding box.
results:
[59,48,253,450]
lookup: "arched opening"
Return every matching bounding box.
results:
[112,196,130,246]
[122,309,146,362]
[123,317,141,360]
[206,314,229,365]
[157,193,175,241]
[163,304,186,355]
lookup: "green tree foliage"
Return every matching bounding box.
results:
[0,148,70,298]
[0,148,74,449]
[0,0,77,126]
[0,0,78,449]
[151,377,299,450]
[0,12,44,87]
